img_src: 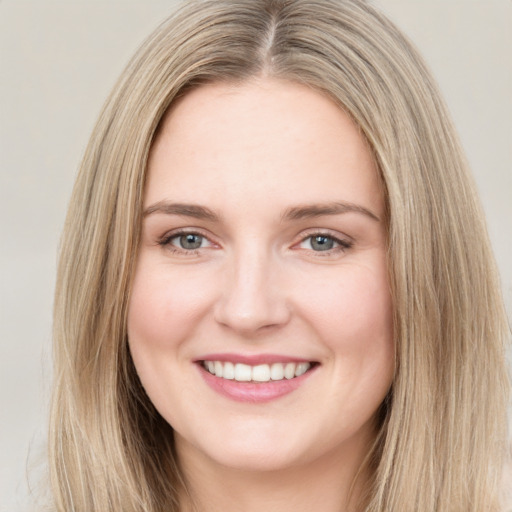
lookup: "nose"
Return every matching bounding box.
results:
[213,247,291,335]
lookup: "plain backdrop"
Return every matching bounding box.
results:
[1,1,510,510]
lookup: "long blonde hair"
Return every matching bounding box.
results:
[50,0,510,510]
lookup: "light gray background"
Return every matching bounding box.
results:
[1,1,510,510]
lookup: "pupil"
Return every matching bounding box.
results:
[311,235,333,251]
[180,234,202,249]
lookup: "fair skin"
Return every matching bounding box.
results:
[128,78,394,512]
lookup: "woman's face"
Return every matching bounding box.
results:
[128,79,394,473]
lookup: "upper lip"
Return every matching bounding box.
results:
[195,353,317,365]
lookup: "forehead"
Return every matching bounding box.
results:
[146,79,383,217]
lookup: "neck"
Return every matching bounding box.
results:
[176,433,374,512]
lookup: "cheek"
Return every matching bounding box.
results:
[127,260,217,351]
[305,262,394,418]
[300,263,393,352]
[297,258,395,405]
[126,261,219,419]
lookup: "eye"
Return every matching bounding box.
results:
[158,230,214,254]
[306,235,336,251]
[297,233,352,253]
[172,233,207,250]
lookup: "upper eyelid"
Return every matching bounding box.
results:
[295,227,353,243]
[160,227,214,241]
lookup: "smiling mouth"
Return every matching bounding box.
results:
[201,360,317,382]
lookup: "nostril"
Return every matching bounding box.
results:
[213,296,291,334]
[212,255,292,333]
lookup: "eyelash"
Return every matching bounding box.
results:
[295,230,353,256]
[157,229,353,257]
[158,229,212,256]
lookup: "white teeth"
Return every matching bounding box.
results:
[252,364,271,382]
[270,363,284,380]
[295,362,310,377]
[223,361,235,380]
[203,360,313,382]
[284,362,296,380]
[234,363,252,382]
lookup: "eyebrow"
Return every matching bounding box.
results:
[143,201,220,221]
[143,200,380,223]
[282,201,380,222]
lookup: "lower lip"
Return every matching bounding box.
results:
[197,364,317,403]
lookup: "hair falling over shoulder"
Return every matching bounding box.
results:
[49,0,510,510]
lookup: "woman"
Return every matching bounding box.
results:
[49,0,510,510]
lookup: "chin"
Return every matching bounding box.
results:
[207,446,306,473]
[176,422,314,474]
